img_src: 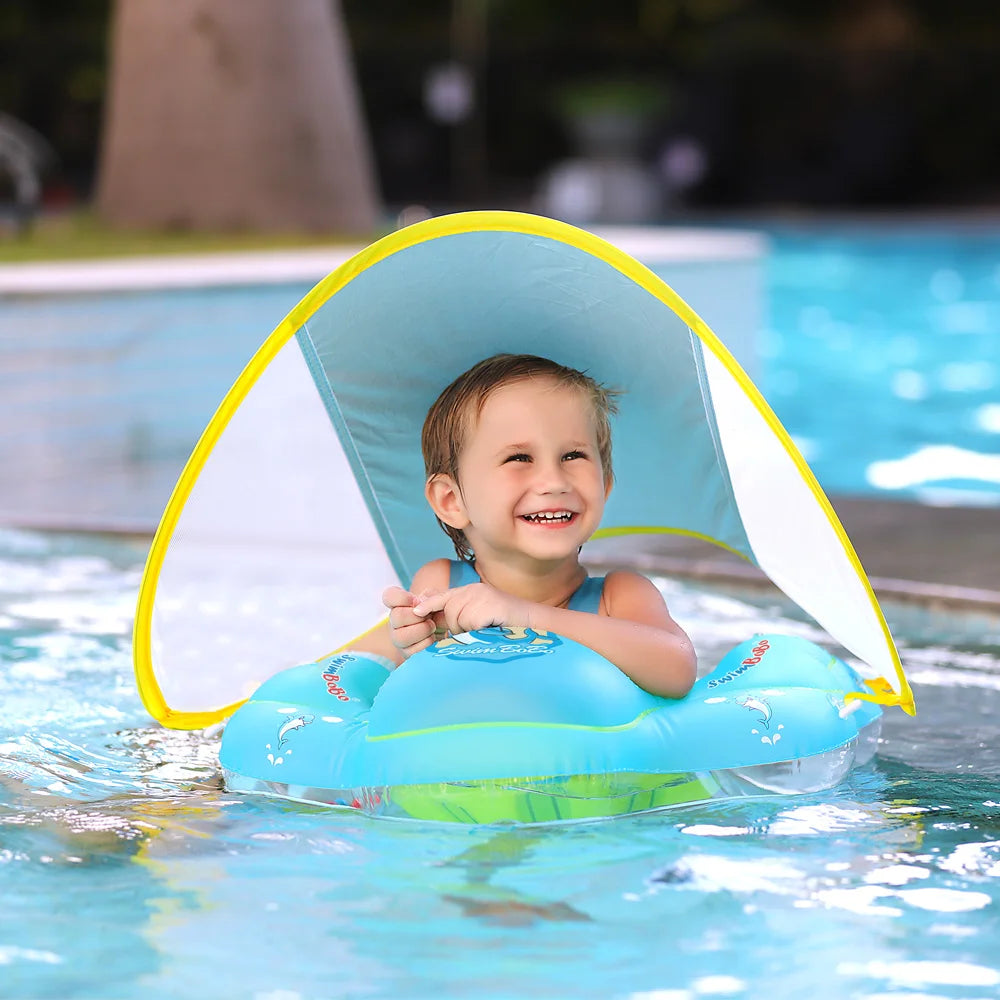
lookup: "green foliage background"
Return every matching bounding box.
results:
[1,0,998,209]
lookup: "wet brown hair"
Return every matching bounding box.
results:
[421,353,619,561]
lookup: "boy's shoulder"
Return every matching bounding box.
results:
[601,569,668,614]
[411,558,453,591]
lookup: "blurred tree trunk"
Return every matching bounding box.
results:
[97,0,379,233]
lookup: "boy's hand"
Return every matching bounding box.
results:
[412,583,532,637]
[382,586,447,658]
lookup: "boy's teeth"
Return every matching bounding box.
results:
[523,511,573,523]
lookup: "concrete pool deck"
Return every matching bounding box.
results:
[587,494,1000,612]
[0,226,766,294]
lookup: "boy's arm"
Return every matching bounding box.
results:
[413,570,697,699]
[524,571,696,699]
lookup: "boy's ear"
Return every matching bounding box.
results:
[425,474,470,529]
[604,474,614,501]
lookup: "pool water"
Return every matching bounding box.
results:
[3,530,999,1000]
[763,223,1000,506]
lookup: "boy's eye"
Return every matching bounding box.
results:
[563,450,587,461]
[504,453,531,463]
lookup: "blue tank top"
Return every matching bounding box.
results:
[448,560,605,614]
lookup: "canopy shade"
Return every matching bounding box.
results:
[134,211,914,728]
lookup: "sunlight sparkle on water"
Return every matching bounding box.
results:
[866,444,1000,490]
[837,960,1000,989]
[975,402,1000,433]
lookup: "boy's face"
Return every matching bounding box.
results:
[430,376,611,570]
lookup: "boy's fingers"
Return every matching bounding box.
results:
[441,592,473,633]
[402,633,436,658]
[389,605,435,630]
[390,618,437,650]
[387,607,413,628]
[412,590,451,617]
[382,586,416,610]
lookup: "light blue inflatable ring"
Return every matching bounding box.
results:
[220,629,882,823]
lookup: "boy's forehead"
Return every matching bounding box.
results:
[468,377,597,435]
[483,374,574,404]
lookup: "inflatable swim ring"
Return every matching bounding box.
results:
[220,628,883,824]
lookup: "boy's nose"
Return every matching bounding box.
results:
[533,460,570,493]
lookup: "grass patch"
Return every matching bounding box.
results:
[0,210,377,263]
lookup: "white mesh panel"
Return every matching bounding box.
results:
[150,339,394,713]
[702,349,897,687]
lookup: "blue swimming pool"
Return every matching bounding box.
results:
[762,222,1000,506]
[2,529,999,999]
[1,222,999,997]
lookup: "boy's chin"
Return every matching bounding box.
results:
[473,544,582,568]
[517,536,588,562]
[469,523,593,565]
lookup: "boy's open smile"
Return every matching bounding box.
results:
[519,509,578,525]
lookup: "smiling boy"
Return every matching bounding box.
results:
[363,354,696,699]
